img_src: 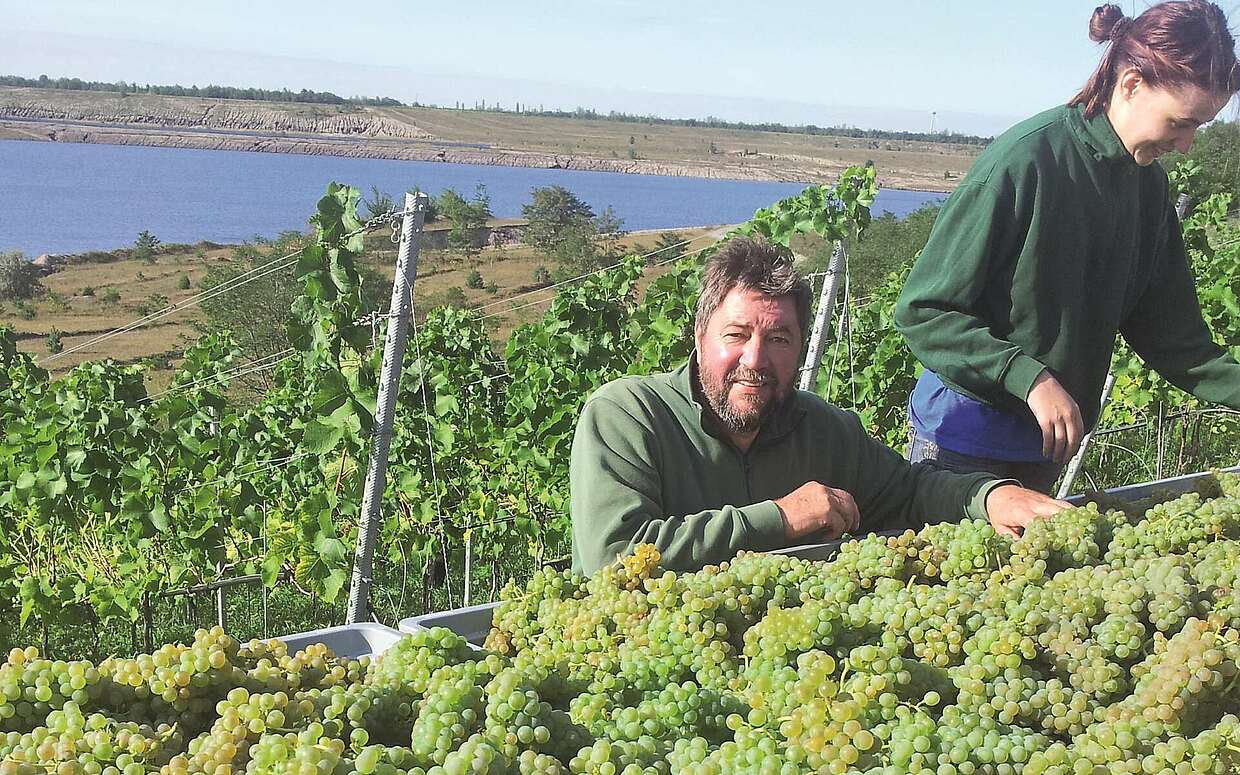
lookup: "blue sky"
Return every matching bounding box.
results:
[4,1,1233,135]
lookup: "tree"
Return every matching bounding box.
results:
[805,203,941,297]
[361,186,395,220]
[0,251,42,301]
[593,206,627,267]
[134,230,160,262]
[522,186,596,258]
[196,231,389,393]
[650,231,690,263]
[522,186,624,272]
[439,185,492,257]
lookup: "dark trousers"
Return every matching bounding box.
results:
[906,428,1064,495]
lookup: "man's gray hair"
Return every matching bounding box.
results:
[694,235,812,339]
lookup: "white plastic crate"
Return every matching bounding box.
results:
[275,622,404,659]
[394,467,1240,649]
[398,602,498,651]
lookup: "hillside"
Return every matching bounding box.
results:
[1,224,725,389]
[0,87,981,190]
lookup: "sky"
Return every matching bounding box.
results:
[4,0,1237,136]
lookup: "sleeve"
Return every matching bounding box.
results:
[569,395,787,575]
[894,180,1047,402]
[836,409,1007,530]
[1120,200,1240,409]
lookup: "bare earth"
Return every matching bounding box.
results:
[0,87,980,191]
[6,226,725,389]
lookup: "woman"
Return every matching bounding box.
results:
[893,1,1239,494]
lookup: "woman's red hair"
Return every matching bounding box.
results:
[1070,1,1239,117]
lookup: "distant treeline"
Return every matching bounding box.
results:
[0,75,405,107]
[3,73,991,144]
[536,107,993,146]
[452,101,993,146]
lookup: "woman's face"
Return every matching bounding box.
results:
[1108,70,1230,166]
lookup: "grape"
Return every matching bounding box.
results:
[7,485,1240,773]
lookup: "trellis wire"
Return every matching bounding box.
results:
[40,209,414,366]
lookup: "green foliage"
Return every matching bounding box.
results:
[5,163,1234,657]
[134,293,170,317]
[80,286,95,297]
[197,232,308,379]
[815,203,940,296]
[533,266,552,287]
[439,186,492,256]
[43,291,70,313]
[177,274,191,290]
[465,269,484,290]
[100,288,121,305]
[521,186,600,270]
[0,251,42,301]
[44,328,63,354]
[361,185,395,220]
[1162,120,1239,201]
[134,230,160,263]
[444,287,468,307]
[649,231,689,263]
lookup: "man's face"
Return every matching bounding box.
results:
[694,286,803,439]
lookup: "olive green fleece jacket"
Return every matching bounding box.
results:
[895,104,1240,430]
[569,360,1004,575]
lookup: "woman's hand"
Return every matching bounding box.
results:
[1026,371,1084,464]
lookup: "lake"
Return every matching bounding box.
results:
[0,140,946,256]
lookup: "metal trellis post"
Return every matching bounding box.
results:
[1055,373,1117,499]
[1056,193,1193,498]
[346,193,429,624]
[798,242,846,392]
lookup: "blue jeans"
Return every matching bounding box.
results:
[906,428,1064,495]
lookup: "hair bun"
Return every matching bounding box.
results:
[1088,4,1129,42]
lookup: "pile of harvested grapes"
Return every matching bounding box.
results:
[4,476,1240,775]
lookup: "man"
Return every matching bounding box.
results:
[570,236,1069,575]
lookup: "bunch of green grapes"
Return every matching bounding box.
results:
[922,519,1013,581]
[0,648,102,732]
[367,628,475,697]
[1010,503,1126,575]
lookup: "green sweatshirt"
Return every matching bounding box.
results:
[895,104,1240,430]
[569,360,1003,575]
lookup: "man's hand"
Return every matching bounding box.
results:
[775,481,861,541]
[1026,371,1084,464]
[985,484,1070,538]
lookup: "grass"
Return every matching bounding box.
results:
[2,225,725,389]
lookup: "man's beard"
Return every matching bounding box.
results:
[698,363,790,436]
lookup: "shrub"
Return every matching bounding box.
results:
[533,266,552,287]
[178,274,191,290]
[0,250,42,301]
[45,328,63,354]
[101,288,121,305]
[81,286,95,297]
[485,282,499,295]
[135,293,170,316]
[44,291,70,312]
[16,302,35,320]
[444,286,467,308]
[465,269,484,289]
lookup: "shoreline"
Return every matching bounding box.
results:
[0,119,955,194]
